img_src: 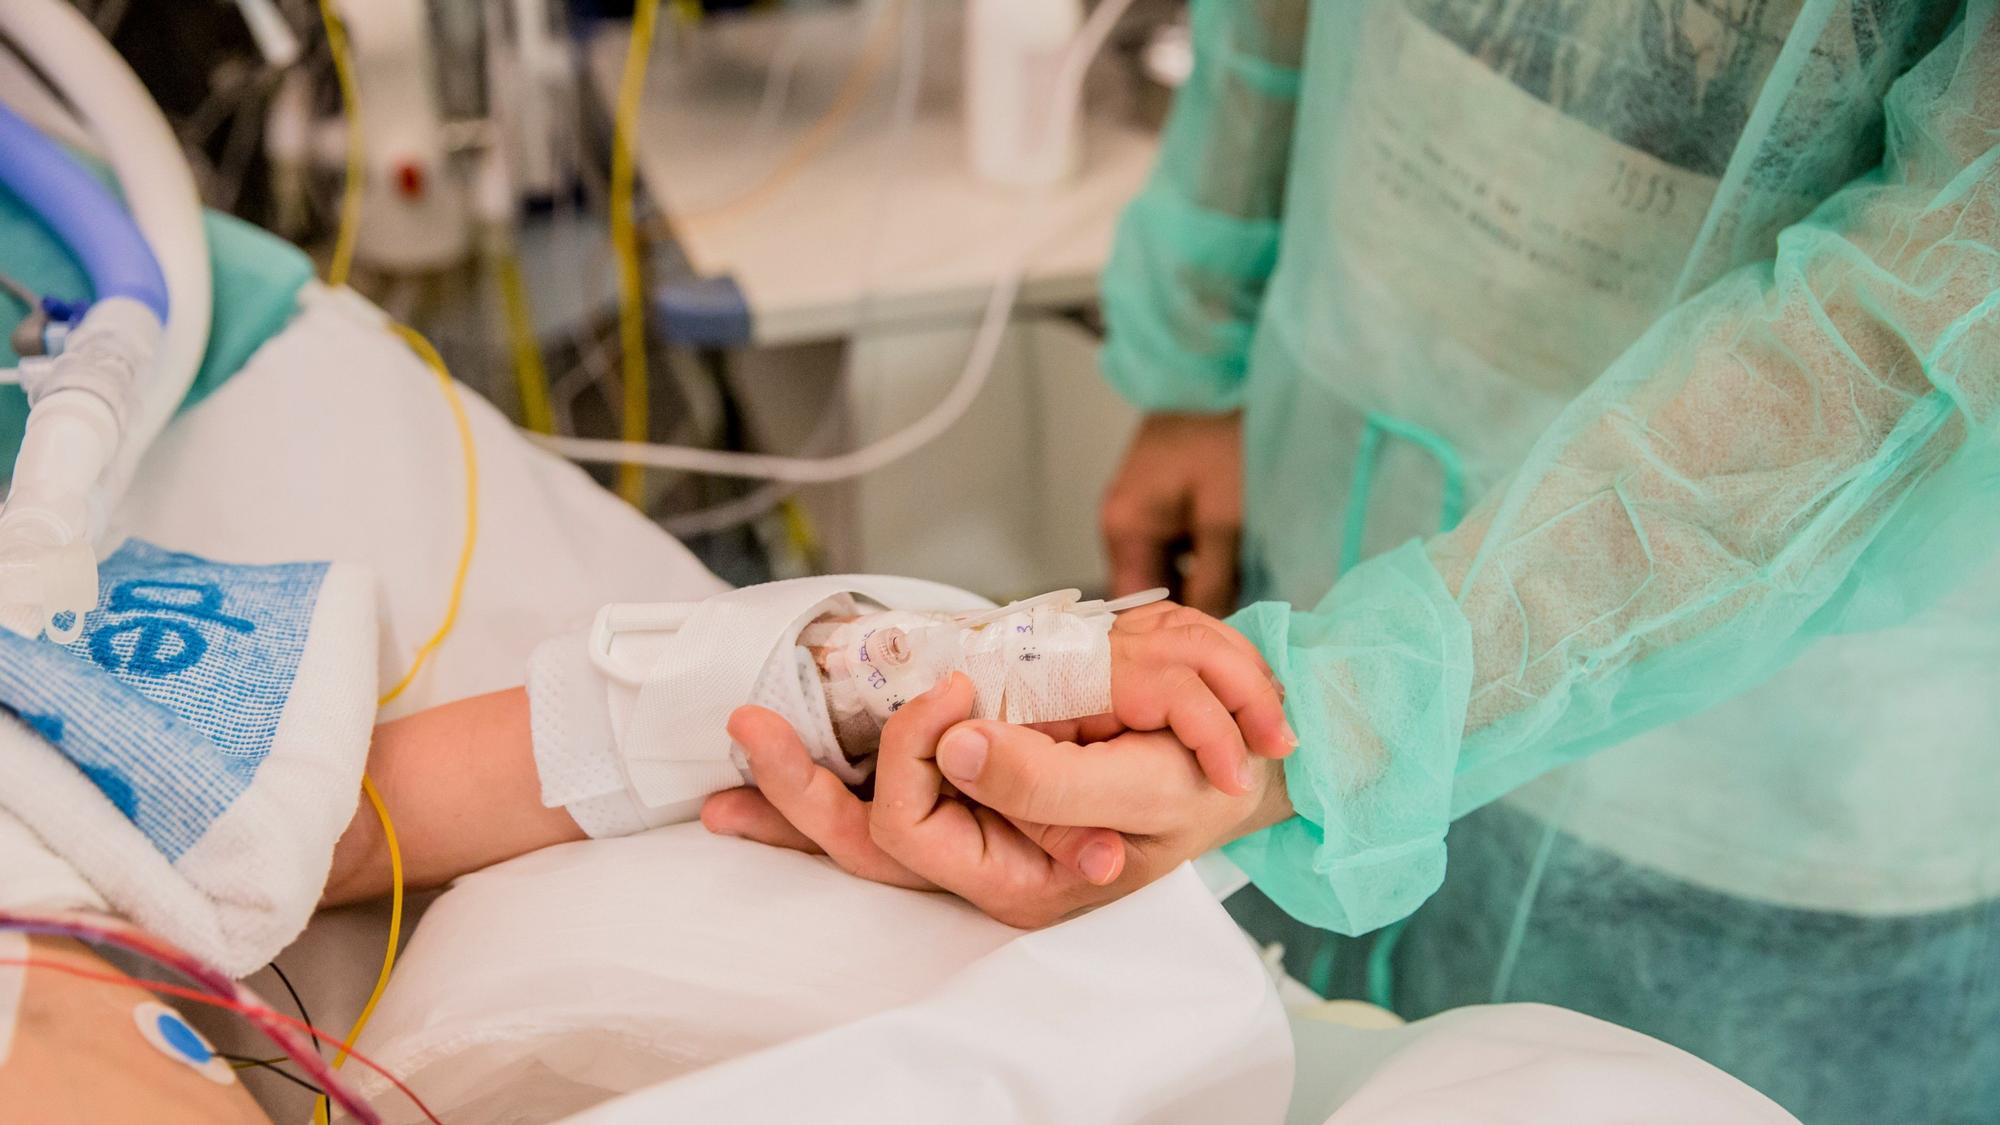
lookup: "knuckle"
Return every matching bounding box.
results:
[1168,623,1223,654]
[1159,664,1207,700]
[864,815,905,852]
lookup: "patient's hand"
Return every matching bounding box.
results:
[1059,602,1296,797]
[702,674,1292,929]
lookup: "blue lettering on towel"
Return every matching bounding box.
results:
[0,540,327,860]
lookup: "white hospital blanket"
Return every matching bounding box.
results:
[1288,1004,1797,1124]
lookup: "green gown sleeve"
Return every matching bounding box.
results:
[1097,0,1308,413]
[1225,4,2000,935]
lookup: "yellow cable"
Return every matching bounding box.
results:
[496,250,555,434]
[611,0,664,507]
[317,0,364,288]
[780,497,820,562]
[377,323,480,708]
[308,13,467,1121]
[312,325,474,1123]
[315,775,403,1125]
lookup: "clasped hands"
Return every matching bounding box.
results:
[701,603,1297,928]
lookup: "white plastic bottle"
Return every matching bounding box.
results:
[965,0,1084,187]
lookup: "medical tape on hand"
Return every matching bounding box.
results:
[817,600,1114,739]
[975,602,1114,724]
[601,575,993,809]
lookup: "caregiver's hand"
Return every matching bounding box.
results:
[1101,411,1244,616]
[703,674,1293,929]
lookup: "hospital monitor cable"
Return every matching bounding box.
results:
[316,0,364,289]
[610,0,664,506]
[531,0,1140,488]
[0,912,442,1124]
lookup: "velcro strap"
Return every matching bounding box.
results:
[617,574,988,808]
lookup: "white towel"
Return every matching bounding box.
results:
[0,539,377,976]
[0,807,103,914]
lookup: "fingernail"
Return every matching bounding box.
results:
[1235,759,1257,793]
[1280,721,1300,748]
[938,728,988,782]
[1079,841,1119,885]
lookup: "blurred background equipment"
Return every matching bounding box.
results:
[24,0,1180,598]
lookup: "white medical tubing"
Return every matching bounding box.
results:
[660,0,919,532]
[234,0,304,69]
[531,0,1138,484]
[15,299,161,423]
[0,0,213,532]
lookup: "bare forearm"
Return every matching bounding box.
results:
[319,688,585,908]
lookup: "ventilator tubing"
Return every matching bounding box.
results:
[0,0,212,640]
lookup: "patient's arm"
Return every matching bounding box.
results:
[0,935,272,1123]
[317,605,1290,909]
[319,688,585,908]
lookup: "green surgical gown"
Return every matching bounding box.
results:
[1102,1,2000,1120]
